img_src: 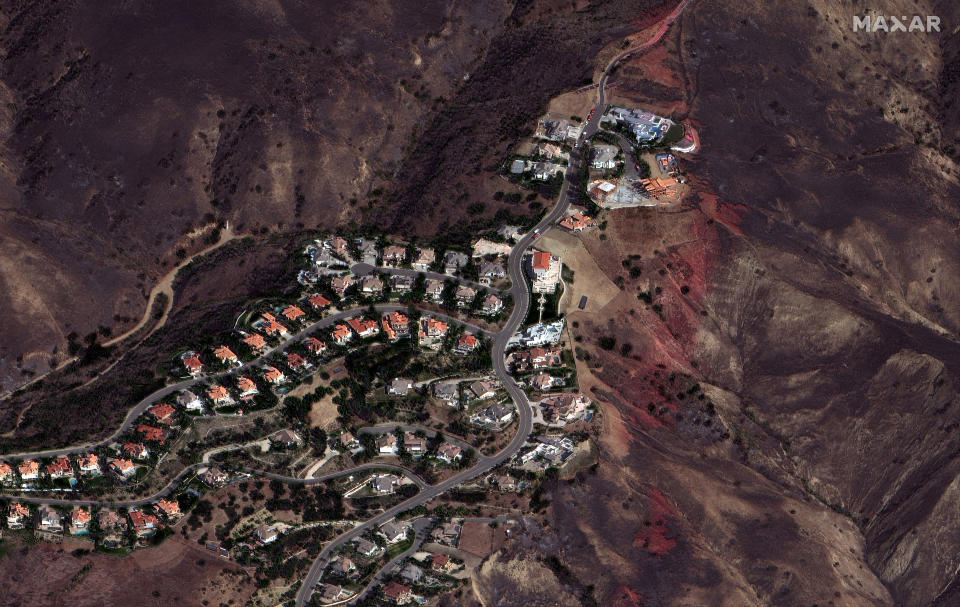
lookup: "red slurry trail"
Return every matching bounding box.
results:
[633,487,679,557]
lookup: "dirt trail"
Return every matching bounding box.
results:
[103,222,239,346]
[0,224,241,435]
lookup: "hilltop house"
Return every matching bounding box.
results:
[177,389,204,411]
[213,345,239,365]
[304,336,327,355]
[307,293,332,311]
[331,323,352,345]
[376,434,398,455]
[147,402,176,424]
[182,354,204,376]
[237,376,258,398]
[123,442,150,460]
[18,460,39,481]
[412,248,436,271]
[242,332,268,353]
[424,279,444,301]
[78,453,100,476]
[589,143,619,169]
[437,443,462,464]
[457,332,479,354]
[443,250,470,274]
[263,365,286,384]
[382,245,407,266]
[482,293,504,316]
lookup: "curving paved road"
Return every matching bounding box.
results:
[10,461,428,509]
[2,304,491,461]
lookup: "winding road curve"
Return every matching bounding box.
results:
[2,304,492,461]
[0,4,691,602]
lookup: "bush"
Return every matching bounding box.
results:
[597,336,616,350]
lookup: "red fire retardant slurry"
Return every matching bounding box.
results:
[633,487,678,557]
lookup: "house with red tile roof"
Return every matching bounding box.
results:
[123,442,150,460]
[110,458,136,478]
[71,507,91,533]
[137,424,168,443]
[155,499,181,519]
[457,332,478,354]
[263,366,286,384]
[307,293,331,310]
[282,304,306,323]
[46,456,73,479]
[286,352,307,371]
[381,311,410,342]
[260,312,289,337]
[380,318,397,341]
[78,453,100,476]
[18,459,39,480]
[242,332,267,352]
[237,376,258,398]
[420,317,448,338]
[332,323,352,345]
[128,509,158,537]
[206,384,232,405]
[431,552,456,572]
[347,317,380,338]
[304,336,326,355]
[7,502,29,529]
[0,462,13,484]
[213,345,239,364]
[382,581,413,604]
[182,354,204,376]
[559,211,594,231]
[148,402,176,424]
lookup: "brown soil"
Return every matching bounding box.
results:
[0,533,252,607]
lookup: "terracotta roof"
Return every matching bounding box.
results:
[532,250,551,270]
[307,293,331,309]
[304,337,326,353]
[286,352,306,368]
[148,402,176,423]
[129,509,157,528]
[9,502,29,517]
[263,366,285,382]
[111,458,134,472]
[137,424,166,443]
[387,311,409,328]
[0,462,12,477]
[182,355,203,370]
[237,376,257,392]
[242,333,267,349]
[18,460,39,475]
[383,582,412,600]
[381,319,396,340]
[156,499,180,516]
[332,324,351,340]
[78,453,98,469]
[213,345,238,361]
[432,553,450,568]
[347,317,378,334]
[46,456,72,475]
[207,384,230,401]
[72,507,91,524]
[458,333,478,348]
[282,304,305,321]
[123,442,147,458]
